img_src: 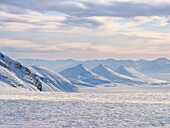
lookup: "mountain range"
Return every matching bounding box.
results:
[18,57,170,74]
[59,64,111,87]
[0,52,170,92]
[58,64,169,86]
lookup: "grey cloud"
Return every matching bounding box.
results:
[61,16,102,28]
[74,2,170,18]
[166,20,170,23]
[0,0,103,29]
[0,0,84,14]
[1,0,170,18]
[0,13,102,29]
[0,4,26,14]
[1,0,170,29]
[0,18,48,26]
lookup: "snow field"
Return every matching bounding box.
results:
[0,89,169,128]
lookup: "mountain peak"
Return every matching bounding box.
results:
[73,63,88,71]
[99,64,105,67]
[92,64,114,74]
[96,64,108,69]
[154,57,169,62]
[59,64,92,79]
[59,63,111,85]
[77,63,83,67]
[92,64,137,83]
[0,52,20,65]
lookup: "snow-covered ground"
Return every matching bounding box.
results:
[0,86,170,128]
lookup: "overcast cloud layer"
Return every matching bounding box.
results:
[0,0,170,60]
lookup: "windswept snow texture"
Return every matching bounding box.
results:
[59,64,111,87]
[0,88,169,128]
[0,52,42,91]
[29,66,78,92]
[92,65,169,86]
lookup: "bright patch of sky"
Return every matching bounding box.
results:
[46,11,65,17]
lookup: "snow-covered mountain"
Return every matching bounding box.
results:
[135,58,170,74]
[115,66,168,84]
[0,52,42,91]
[115,66,149,79]
[92,64,169,86]
[59,64,111,86]
[92,64,140,85]
[0,52,77,92]
[1,51,169,92]
[29,66,78,92]
[18,57,170,74]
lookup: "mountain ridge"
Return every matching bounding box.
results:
[0,52,77,92]
[93,64,169,86]
[59,64,111,86]
[18,57,170,74]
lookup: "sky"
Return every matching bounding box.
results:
[0,0,170,60]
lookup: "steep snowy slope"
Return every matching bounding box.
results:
[115,66,150,79]
[59,64,111,86]
[115,66,168,84]
[0,52,42,91]
[0,52,77,92]
[0,66,38,90]
[92,64,169,86]
[92,64,140,84]
[29,66,78,92]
